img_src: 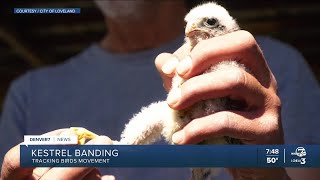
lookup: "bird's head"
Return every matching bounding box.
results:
[184,2,240,47]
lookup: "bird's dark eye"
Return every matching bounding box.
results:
[204,18,218,27]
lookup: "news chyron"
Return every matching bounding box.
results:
[20,135,320,168]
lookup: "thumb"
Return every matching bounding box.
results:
[1,129,68,179]
[155,53,178,91]
[155,43,190,92]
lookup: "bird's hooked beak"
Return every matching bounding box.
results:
[185,23,210,40]
[185,23,200,37]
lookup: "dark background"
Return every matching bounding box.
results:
[0,0,319,110]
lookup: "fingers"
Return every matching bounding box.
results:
[31,129,79,178]
[156,54,179,77]
[40,167,93,180]
[1,128,113,180]
[176,30,271,87]
[1,145,33,180]
[1,129,69,179]
[167,67,267,110]
[172,110,281,145]
[39,136,113,179]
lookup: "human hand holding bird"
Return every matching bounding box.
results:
[156,2,288,180]
[69,2,287,179]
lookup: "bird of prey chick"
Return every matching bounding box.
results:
[71,2,246,180]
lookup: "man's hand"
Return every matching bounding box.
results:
[155,30,289,179]
[1,129,115,180]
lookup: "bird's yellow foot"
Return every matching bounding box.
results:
[69,127,98,145]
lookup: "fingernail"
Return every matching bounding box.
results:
[167,89,181,106]
[172,131,184,144]
[102,175,115,180]
[177,56,192,76]
[162,57,179,75]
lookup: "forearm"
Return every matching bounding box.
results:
[286,168,320,180]
[228,168,290,180]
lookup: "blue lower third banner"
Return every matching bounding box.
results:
[20,145,320,168]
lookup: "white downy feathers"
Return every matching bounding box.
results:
[117,2,245,180]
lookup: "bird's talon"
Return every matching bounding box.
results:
[69,127,98,145]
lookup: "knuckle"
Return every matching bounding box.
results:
[273,94,282,108]
[239,30,255,44]
[238,30,258,51]
[239,30,254,39]
[266,90,282,109]
[216,112,231,133]
[264,123,277,135]
[220,112,231,131]
[262,114,280,136]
